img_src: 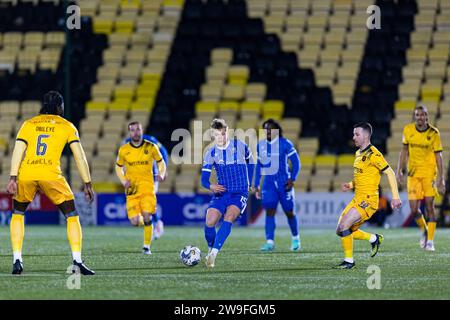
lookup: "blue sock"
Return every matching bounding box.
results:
[204,225,216,248]
[213,221,232,251]
[287,215,299,237]
[265,215,275,241]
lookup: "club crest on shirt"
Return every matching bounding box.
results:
[362,156,366,161]
[144,148,149,154]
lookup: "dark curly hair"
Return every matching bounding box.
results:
[40,91,64,115]
[262,118,283,137]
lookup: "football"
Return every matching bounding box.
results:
[179,245,201,266]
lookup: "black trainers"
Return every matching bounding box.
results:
[73,260,95,275]
[12,259,23,275]
[370,234,384,257]
[333,260,355,269]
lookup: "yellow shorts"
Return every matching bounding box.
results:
[14,177,74,205]
[126,193,157,219]
[407,176,436,200]
[338,196,378,231]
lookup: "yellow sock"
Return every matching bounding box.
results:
[10,214,25,256]
[67,216,82,253]
[352,229,372,241]
[144,224,153,247]
[341,234,353,261]
[427,222,436,241]
[416,216,428,232]
[139,216,144,227]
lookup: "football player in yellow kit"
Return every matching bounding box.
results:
[115,121,166,255]
[396,106,445,251]
[6,91,95,275]
[335,123,402,269]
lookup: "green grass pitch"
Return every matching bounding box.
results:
[1,226,449,300]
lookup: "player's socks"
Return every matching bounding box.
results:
[10,213,25,263]
[205,248,218,268]
[287,215,298,237]
[138,216,144,227]
[265,215,275,242]
[204,225,216,248]
[352,229,372,241]
[416,215,428,247]
[341,234,353,263]
[143,221,153,249]
[67,215,82,263]
[416,215,427,232]
[427,221,436,242]
[213,221,232,251]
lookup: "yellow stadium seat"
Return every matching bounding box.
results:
[211,48,233,64]
[136,86,157,99]
[218,101,239,112]
[78,0,99,17]
[141,68,162,82]
[222,84,245,100]
[135,95,155,106]
[120,0,141,10]
[300,155,315,168]
[395,100,417,110]
[93,17,114,35]
[136,15,157,32]
[337,154,355,167]
[114,85,135,100]
[240,101,261,112]
[3,32,23,47]
[228,65,249,84]
[114,17,135,34]
[163,0,185,8]
[195,101,218,114]
[86,101,108,111]
[109,32,130,46]
[108,101,130,112]
[206,65,228,81]
[131,32,153,47]
[103,49,124,64]
[421,85,442,100]
[245,83,267,102]
[200,84,222,102]
[139,83,160,97]
[315,155,337,171]
[262,100,284,119]
[130,101,151,112]
[91,83,113,101]
[281,117,302,135]
[24,31,44,48]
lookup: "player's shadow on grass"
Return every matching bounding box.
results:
[190,266,331,274]
[93,266,187,271]
[27,265,187,273]
[229,250,341,254]
[102,250,177,254]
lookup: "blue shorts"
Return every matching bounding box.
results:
[208,192,248,215]
[261,180,295,212]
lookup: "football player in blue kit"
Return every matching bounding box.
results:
[201,119,255,268]
[254,119,301,252]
